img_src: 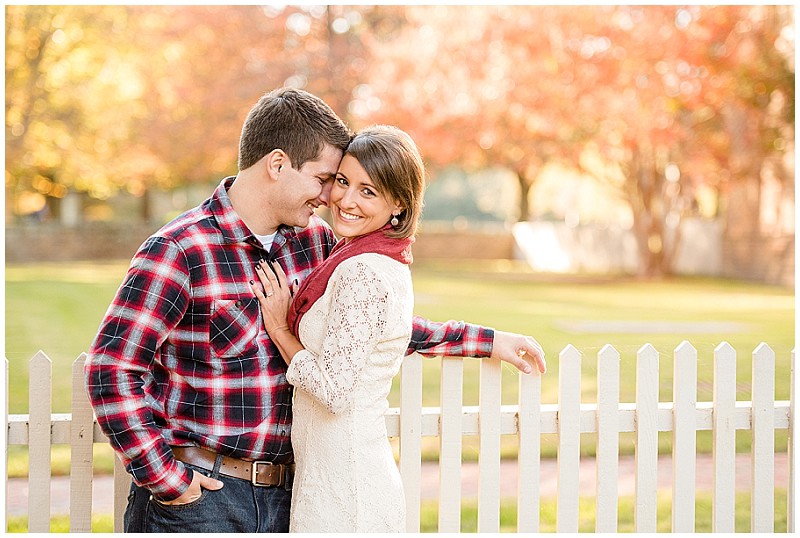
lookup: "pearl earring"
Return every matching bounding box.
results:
[391,215,399,227]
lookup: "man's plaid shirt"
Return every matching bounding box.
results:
[85,177,494,500]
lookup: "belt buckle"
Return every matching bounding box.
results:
[251,461,280,487]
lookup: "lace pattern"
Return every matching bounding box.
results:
[286,253,412,532]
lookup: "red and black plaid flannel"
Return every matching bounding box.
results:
[85,177,494,500]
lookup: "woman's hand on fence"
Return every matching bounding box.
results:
[157,471,223,506]
[491,330,546,375]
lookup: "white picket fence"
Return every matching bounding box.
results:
[3,342,795,533]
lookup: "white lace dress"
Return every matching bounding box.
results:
[285,253,412,533]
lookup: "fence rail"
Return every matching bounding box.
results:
[4,342,796,533]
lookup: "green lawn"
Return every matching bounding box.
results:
[407,260,793,404]
[5,259,794,473]
[6,490,788,532]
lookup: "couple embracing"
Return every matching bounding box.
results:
[85,87,546,533]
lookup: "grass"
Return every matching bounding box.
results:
[418,489,788,532]
[5,260,794,475]
[6,490,788,532]
[7,513,114,533]
[6,444,117,478]
[5,261,134,413]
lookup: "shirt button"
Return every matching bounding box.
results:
[235,299,243,308]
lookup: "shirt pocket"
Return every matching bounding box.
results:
[209,297,260,359]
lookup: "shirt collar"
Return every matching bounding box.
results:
[209,176,298,247]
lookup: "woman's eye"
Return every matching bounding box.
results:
[361,188,375,197]
[336,177,348,186]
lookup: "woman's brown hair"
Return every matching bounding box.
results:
[344,125,425,239]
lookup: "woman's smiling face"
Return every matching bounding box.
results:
[330,154,401,240]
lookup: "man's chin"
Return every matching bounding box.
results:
[291,214,312,229]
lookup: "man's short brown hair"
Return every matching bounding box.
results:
[238,88,352,171]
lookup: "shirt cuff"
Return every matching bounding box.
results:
[465,323,494,358]
[148,457,193,502]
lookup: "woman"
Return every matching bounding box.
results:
[250,125,423,532]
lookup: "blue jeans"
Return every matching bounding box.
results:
[124,462,292,533]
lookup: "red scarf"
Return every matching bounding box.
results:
[287,224,414,336]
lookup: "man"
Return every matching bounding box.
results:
[85,87,545,533]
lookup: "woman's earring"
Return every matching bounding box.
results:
[391,214,399,227]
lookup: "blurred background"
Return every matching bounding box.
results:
[5,0,795,429]
[5,5,795,283]
[3,7,796,530]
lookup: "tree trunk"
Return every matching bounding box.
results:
[627,149,658,278]
[5,185,16,226]
[719,100,767,281]
[323,6,349,116]
[517,174,531,222]
[625,146,682,279]
[140,187,152,224]
[721,103,763,240]
[516,168,539,222]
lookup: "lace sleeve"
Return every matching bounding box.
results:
[285,259,389,414]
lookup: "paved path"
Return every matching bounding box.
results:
[6,453,788,516]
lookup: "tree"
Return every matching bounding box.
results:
[5,5,385,222]
[560,6,728,277]
[6,6,136,220]
[357,5,793,277]
[258,5,405,125]
[706,6,794,238]
[355,6,584,222]
[565,6,793,276]
[113,6,288,220]
[7,4,792,273]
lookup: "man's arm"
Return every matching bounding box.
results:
[407,317,546,374]
[84,236,194,501]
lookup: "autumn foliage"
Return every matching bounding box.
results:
[5,5,794,275]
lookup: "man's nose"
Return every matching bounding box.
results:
[317,179,333,207]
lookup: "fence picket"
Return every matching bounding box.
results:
[595,345,620,532]
[517,363,541,532]
[69,355,94,532]
[3,343,795,534]
[112,456,130,532]
[28,351,52,533]
[399,352,423,532]
[790,348,796,533]
[557,345,581,532]
[438,357,463,532]
[477,357,501,532]
[672,341,697,531]
[634,344,659,532]
[751,343,775,532]
[3,359,8,533]
[712,342,736,532]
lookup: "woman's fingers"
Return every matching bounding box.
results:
[260,260,282,292]
[269,260,289,289]
[255,261,273,296]
[249,279,266,304]
[253,260,293,312]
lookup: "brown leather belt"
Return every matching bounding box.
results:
[171,446,294,488]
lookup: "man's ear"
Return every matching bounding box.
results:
[265,149,288,180]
